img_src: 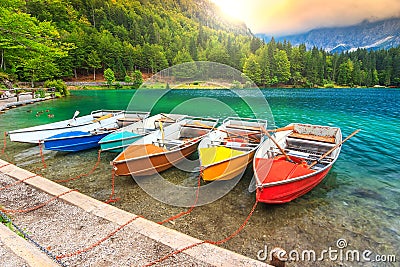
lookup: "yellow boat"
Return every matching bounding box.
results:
[198,117,267,181]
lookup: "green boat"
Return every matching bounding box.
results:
[98,113,186,152]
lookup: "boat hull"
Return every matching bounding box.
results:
[253,123,342,204]
[8,110,124,144]
[99,131,143,153]
[201,150,255,181]
[113,142,199,176]
[44,131,110,152]
[255,166,331,204]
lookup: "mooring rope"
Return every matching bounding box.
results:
[1,131,7,155]
[55,215,142,260]
[0,189,77,213]
[143,199,259,267]
[157,172,202,225]
[1,131,14,164]
[104,169,120,204]
[0,174,38,191]
[53,150,102,183]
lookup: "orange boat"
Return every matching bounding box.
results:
[112,117,218,176]
[253,123,346,204]
[198,117,267,181]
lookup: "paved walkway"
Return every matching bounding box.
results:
[0,159,270,267]
[0,95,52,112]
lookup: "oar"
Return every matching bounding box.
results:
[159,120,165,146]
[247,125,295,137]
[72,110,80,120]
[309,129,361,168]
[261,127,293,163]
[67,110,80,126]
[160,113,176,122]
[268,125,295,133]
[194,121,259,142]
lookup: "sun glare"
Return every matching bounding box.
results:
[212,0,244,20]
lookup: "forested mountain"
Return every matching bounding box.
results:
[259,18,400,53]
[1,0,256,83]
[0,0,399,88]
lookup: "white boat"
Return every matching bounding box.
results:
[99,113,187,152]
[7,110,126,144]
[112,116,219,176]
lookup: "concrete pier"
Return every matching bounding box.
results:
[0,159,271,266]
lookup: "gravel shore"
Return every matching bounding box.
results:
[0,172,215,267]
[0,169,268,267]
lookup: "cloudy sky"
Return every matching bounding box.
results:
[211,0,400,36]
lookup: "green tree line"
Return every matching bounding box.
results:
[1,0,399,87]
[243,39,400,87]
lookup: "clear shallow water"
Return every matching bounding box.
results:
[0,88,399,266]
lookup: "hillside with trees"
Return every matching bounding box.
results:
[0,0,399,88]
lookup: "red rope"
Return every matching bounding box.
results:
[142,241,207,267]
[0,189,77,213]
[56,215,142,260]
[205,199,259,245]
[104,169,120,204]
[0,174,38,191]
[1,131,6,155]
[143,199,259,267]
[53,150,102,183]
[157,173,201,225]
[38,142,47,169]
[1,132,14,164]
[0,163,11,169]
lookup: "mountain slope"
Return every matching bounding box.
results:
[258,18,400,52]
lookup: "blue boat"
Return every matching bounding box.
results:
[44,130,112,152]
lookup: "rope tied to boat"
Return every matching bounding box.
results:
[53,150,102,183]
[0,189,77,213]
[143,199,259,267]
[104,168,120,204]
[1,131,7,155]
[38,142,47,169]
[0,174,38,191]
[56,215,142,260]
[1,131,15,164]
[157,172,202,225]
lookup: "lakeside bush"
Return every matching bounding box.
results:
[44,80,70,96]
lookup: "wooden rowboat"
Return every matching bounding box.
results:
[7,110,125,144]
[253,123,342,204]
[198,117,267,181]
[112,116,218,176]
[99,113,186,153]
[116,111,150,127]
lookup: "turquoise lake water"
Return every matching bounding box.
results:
[0,88,399,265]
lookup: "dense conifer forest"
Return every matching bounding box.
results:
[1,0,399,87]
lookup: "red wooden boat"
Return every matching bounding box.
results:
[253,123,343,204]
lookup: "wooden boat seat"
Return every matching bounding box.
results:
[155,118,175,123]
[286,150,333,163]
[289,132,335,144]
[117,117,141,122]
[182,123,213,130]
[225,124,261,132]
[286,136,335,154]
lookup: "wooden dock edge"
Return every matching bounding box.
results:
[0,159,271,267]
